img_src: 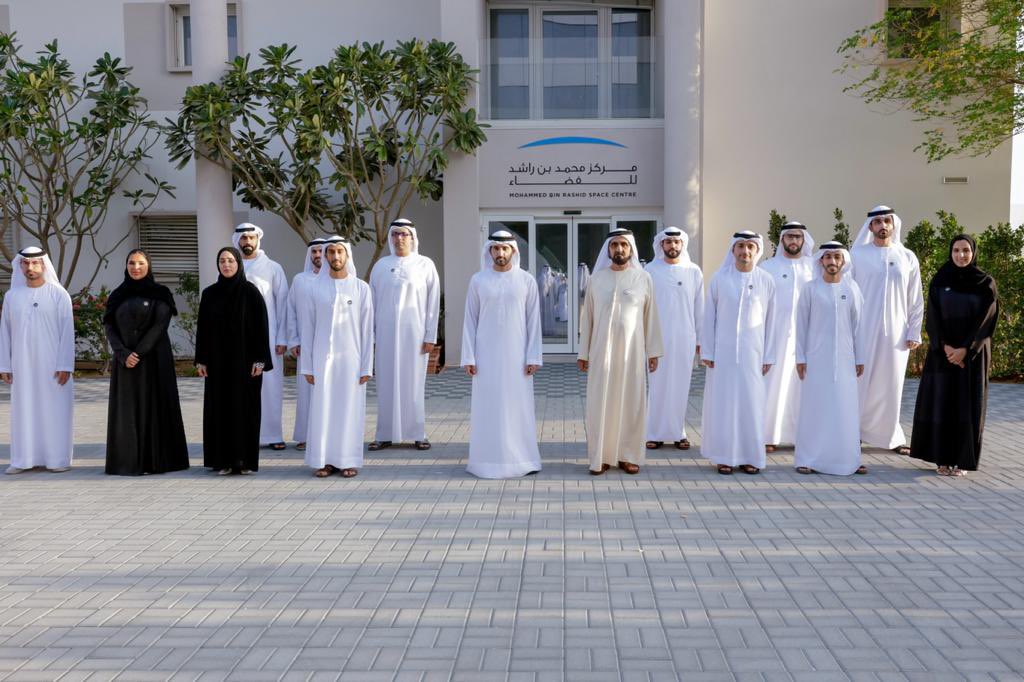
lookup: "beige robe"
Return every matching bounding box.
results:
[578,267,664,469]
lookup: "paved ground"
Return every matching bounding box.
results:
[1,363,1023,681]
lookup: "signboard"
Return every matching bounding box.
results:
[477,126,664,208]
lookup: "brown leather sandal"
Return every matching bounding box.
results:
[340,468,358,478]
[795,466,814,474]
[645,441,662,450]
[675,439,691,450]
[618,461,640,475]
[314,465,337,478]
[717,465,733,475]
[590,464,611,476]
[738,464,760,475]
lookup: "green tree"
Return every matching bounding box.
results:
[165,45,354,243]
[308,39,487,267]
[832,208,852,248]
[0,34,174,288]
[166,40,488,268]
[767,209,788,255]
[837,0,1023,161]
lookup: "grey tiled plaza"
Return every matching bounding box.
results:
[1,363,1023,681]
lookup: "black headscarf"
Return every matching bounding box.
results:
[931,233,994,293]
[103,249,179,325]
[206,245,249,301]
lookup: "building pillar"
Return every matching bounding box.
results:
[191,0,234,287]
[660,0,703,266]
[440,0,483,366]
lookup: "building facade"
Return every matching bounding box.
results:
[0,0,1013,363]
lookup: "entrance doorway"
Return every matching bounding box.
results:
[482,215,660,353]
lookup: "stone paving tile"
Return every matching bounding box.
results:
[0,364,1023,680]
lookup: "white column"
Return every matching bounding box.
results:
[660,0,703,266]
[440,0,484,367]
[191,0,234,286]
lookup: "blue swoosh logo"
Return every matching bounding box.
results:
[518,136,627,149]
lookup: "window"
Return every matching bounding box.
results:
[490,10,531,119]
[168,2,239,71]
[611,9,653,118]
[886,0,956,60]
[486,2,655,120]
[137,215,199,284]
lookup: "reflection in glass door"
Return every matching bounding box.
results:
[535,221,571,350]
[573,221,610,347]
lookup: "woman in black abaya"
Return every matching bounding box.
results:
[910,234,999,476]
[195,247,272,474]
[104,249,189,475]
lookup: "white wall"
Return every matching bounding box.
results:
[701,0,1012,267]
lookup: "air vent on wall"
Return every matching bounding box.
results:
[942,176,969,185]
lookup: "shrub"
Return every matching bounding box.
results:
[767,209,787,254]
[832,208,852,249]
[71,287,111,370]
[174,272,201,357]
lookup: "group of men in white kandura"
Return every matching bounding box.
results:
[293,218,439,478]
[565,204,921,478]
[2,206,922,480]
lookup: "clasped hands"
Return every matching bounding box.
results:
[943,344,966,368]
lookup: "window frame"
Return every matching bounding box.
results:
[883,0,961,63]
[165,1,241,73]
[484,1,656,121]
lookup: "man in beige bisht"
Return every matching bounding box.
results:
[577,228,663,475]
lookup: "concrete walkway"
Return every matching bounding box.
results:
[1,364,1022,680]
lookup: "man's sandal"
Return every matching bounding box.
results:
[269,442,286,451]
[855,465,868,475]
[717,465,733,475]
[590,464,611,476]
[796,466,814,475]
[340,468,358,478]
[415,441,431,451]
[892,446,911,456]
[618,461,640,475]
[739,464,760,475]
[314,465,338,478]
[295,442,306,451]
[368,441,391,451]
[645,441,662,450]
[765,444,777,453]
[675,439,691,450]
